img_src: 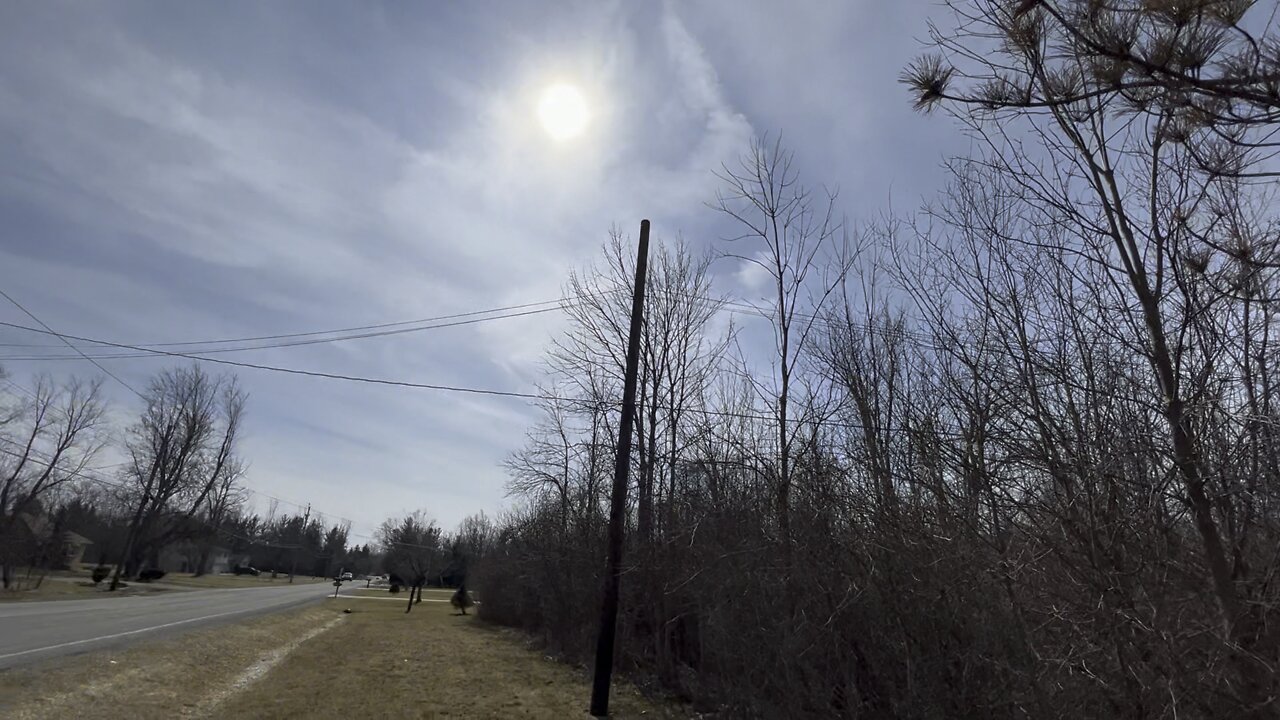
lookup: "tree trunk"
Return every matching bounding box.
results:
[405,582,421,613]
[110,494,151,591]
[194,545,211,577]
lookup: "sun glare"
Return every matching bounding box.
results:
[537,83,589,141]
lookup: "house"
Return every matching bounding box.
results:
[206,547,234,574]
[61,531,94,571]
[156,543,234,575]
[11,512,95,571]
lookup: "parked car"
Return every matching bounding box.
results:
[232,565,261,576]
[339,571,353,581]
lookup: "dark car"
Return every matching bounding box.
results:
[232,565,261,576]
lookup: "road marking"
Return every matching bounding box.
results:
[0,602,283,661]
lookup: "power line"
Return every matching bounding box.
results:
[0,305,567,361]
[0,318,977,436]
[0,288,949,361]
[0,319,544,399]
[0,290,145,398]
[0,297,570,350]
[2,294,1212,436]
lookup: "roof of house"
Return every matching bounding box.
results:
[16,513,94,546]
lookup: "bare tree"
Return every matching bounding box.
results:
[0,376,106,588]
[551,231,727,542]
[903,2,1280,710]
[713,135,852,552]
[193,454,246,577]
[111,366,246,590]
[504,387,579,537]
[379,511,441,613]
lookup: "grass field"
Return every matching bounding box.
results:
[218,598,685,719]
[0,578,100,602]
[0,570,323,601]
[0,604,337,719]
[157,572,327,589]
[0,596,689,719]
[347,586,458,600]
[0,576,175,602]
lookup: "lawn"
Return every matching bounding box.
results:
[0,576,174,602]
[0,604,336,720]
[347,585,458,600]
[0,594,689,719]
[219,598,687,719]
[157,572,327,589]
[0,569,325,600]
[0,578,100,602]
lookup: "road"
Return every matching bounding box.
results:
[0,582,333,669]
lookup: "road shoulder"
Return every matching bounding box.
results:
[0,604,338,720]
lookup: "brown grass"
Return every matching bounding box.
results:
[0,604,336,719]
[219,598,689,719]
[0,596,690,719]
[158,573,327,589]
[0,569,324,601]
[0,577,175,602]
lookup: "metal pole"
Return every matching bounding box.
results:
[590,219,650,717]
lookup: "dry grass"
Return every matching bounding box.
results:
[0,569,323,600]
[0,577,174,602]
[347,585,456,600]
[220,598,689,719]
[0,579,103,601]
[158,573,327,589]
[0,595,690,719]
[0,604,337,719]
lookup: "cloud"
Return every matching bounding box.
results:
[0,1,773,534]
[734,252,775,293]
[0,0,961,535]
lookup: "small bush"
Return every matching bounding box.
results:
[137,568,166,582]
[389,583,401,594]
[91,566,111,584]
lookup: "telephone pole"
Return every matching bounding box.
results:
[290,503,310,584]
[589,219,650,717]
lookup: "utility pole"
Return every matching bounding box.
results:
[590,219,650,717]
[290,503,310,584]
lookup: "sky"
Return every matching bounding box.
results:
[0,1,965,540]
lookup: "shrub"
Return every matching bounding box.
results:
[137,568,166,582]
[91,566,110,584]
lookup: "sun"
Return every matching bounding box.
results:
[537,83,589,141]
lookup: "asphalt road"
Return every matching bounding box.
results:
[0,582,333,669]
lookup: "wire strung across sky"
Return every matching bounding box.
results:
[0,287,952,361]
[0,304,569,360]
[0,297,570,350]
[0,287,1185,437]
[0,316,994,438]
[0,289,145,398]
